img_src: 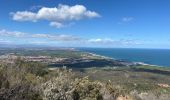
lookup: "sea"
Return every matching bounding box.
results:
[79,48,170,67]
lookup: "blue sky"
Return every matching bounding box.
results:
[0,0,170,48]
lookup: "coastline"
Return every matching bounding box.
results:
[79,48,170,67]
[84,51,162,67]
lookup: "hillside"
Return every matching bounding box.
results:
[0,49,170,100]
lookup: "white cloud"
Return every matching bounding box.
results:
[49,22,65,28]
[88,38,114,44]
[49,34,80,41]
[84,11,100,18]
[31,33,80,41]
[0,29,80,42]
[31,34,48,38]
[87,38,142,46]
[11,11,37,22]
[11,4,100,28]
[0,29,142,46]
[0,29,25,37]
[28,41,48,44]
[0,39,12,44]
[122,17,134,22]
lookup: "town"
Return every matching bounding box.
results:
[0,50,139,68]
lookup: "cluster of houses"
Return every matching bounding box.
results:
[0,53,93,65]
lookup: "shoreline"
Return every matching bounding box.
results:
[85,51,163,67]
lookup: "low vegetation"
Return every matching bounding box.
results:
[0,59,170,100]
[0,59,124,100]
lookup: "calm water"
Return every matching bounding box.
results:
[80,48,170,67]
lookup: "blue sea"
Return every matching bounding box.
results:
[79,48,170,67]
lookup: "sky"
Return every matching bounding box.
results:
[0,0,170,48]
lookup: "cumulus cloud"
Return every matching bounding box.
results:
[11,4,100,28]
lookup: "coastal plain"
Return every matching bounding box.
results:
[0,48,170,100]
